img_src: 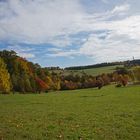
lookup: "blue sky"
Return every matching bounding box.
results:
[0,0,140,67]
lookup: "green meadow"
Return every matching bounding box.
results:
[76,65,123,76]
[51,65,123,76]
[0,85,140,140]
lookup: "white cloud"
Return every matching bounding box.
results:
[0,1,132,45]
[78,14,140,62]
[48,14,140,62]
[0,0,83,45]
[79,33,140,63]
[18,52,35,59]
[47,49,80,58]
[0,0,140,63]
[111,4,130,14]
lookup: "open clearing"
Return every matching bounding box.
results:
[0,85,140,140]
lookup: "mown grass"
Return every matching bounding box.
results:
[0,85,140,140]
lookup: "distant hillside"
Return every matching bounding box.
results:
[75,65,123,76]
[65,59,140,70]
[0,50,139,93]
[49,65,123,77]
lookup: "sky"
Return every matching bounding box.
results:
[0,0,140,67]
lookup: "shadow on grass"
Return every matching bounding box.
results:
[79,95,105,98]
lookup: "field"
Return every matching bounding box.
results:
[76,65,123,76]
[0,85,140,140]
[51,65,123,76]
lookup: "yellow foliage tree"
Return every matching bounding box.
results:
[0,58,11,93]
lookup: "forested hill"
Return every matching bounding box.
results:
[65,59,140,70]
[0,50,140,94]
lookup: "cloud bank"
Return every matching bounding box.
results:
[0,0,140,66]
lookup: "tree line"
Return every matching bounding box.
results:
[0,50,140,94]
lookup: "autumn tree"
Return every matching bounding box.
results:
[101,73,110,85]
[96,77,104,89]
[115,74,129,87]
[35,77,49,93]
[0,58,11,93]
[133,67,140,81]
[51,75,61,90]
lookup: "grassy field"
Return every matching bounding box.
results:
[76,65,123,76]
[51,65,123,76]
[0,85,140,140]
